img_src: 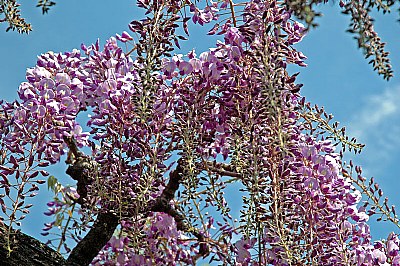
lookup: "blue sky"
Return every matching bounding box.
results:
[1,0,400,259]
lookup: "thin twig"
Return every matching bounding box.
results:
[229,0,237,27]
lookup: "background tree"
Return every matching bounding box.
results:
[1,0,400,265]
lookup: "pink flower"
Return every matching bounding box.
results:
[116,31,133,42]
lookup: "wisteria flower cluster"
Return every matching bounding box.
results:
[1,0,399,265]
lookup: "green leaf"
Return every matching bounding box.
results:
[55,213,64,226]
[47,175,58,191]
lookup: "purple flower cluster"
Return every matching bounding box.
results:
[92,212,194,265]
[231,134,400,265]
[190,1,219,25]
[350,232,400,265]
[3,50,89,164]
[1,0,399,265]
[288,136,368,264]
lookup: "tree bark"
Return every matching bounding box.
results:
[65,212,118,266]
[0,226,66,266]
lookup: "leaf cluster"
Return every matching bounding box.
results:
[284,0,328,28]
[298,100,365,154]
[36,0,56,14]
[284,0,396,80]
[342,0,394,80]
[0,0,31,33]
[0,0,56,33]
[344,163,400,228]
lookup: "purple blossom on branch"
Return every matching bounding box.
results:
[0,0,398,265]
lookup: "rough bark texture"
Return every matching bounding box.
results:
[0,226,66,266]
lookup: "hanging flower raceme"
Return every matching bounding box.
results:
[1,0,400,265]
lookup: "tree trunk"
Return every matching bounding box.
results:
[0,225,66,266]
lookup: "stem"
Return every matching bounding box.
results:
[346,171,400,229]
[229,0,237,27]
[57,203,76,253]
[125,45,137,56]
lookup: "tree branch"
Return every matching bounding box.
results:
[150,159,210,259]
[62,139,210,264]
[64,212,118,266]
[63,137,119,266]
[65,156,95,206]
[203,161,242,179]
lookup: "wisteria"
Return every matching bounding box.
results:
[1,0,399,265]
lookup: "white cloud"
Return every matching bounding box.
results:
[346,85,400,172]
[349,86,400,137]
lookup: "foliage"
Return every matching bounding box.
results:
[36,0,56,14]
[342,0,395,80]
[0,0,32,33]
[0,0,56,33]
[1,0,400,265]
